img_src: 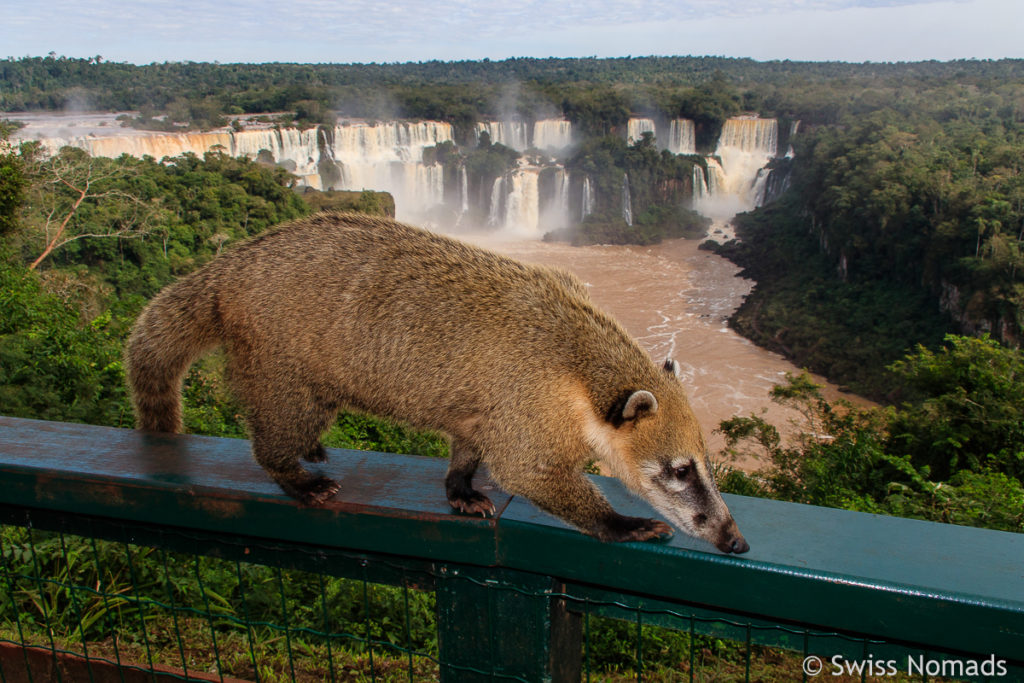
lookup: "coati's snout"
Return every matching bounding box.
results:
[713,517,750,555]
[638,454,750,555]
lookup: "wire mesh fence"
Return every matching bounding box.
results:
[0,505,1002,683]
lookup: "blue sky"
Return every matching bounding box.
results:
[3,0,1021,64]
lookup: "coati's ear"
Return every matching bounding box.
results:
[622,390,658,421]
[663,358,681,379]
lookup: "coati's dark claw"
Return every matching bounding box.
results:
[449,493,496,518]
[292,476,341,506]
[647,520,675,541]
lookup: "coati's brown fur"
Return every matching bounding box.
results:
[126,212,748,552]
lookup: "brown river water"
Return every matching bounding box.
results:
[461,234,866,471]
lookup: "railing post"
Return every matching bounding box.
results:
[436,565,582,682]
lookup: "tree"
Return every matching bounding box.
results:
[887,335,1024,479]
[717,369,1024,533]
[20,147,157,270]
[0,135,25,236]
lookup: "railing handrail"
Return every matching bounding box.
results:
[1,415,1022,663]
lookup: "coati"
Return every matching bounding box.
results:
[126,212,749,554]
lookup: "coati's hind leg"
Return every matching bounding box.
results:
[247,399,340,505]
[233,367,340,506]
[445,440,496,517]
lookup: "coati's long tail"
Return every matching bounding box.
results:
[126,274,223,433]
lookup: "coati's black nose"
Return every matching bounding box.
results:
[716,533,750,554]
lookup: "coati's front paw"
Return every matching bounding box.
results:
[599,515,674,543]
[289,475,341,506]
[448,491,497,517]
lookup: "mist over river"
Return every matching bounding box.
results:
[464,233,866,471]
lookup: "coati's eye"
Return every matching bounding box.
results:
[674,465,691,480]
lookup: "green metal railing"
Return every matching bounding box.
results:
[1,415,1022,682]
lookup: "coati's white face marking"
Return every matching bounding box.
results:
[637,456,731,541]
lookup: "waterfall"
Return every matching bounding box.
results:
[504,168,541,235]
[694,117,778,222]
[233,128,320,179]
[705,158,725,194]
[716,117,778,157]
[786,120,800,159]
[627,118,656,144]
[762,165,794,204]
[541,168,571,231]
[556,169,571,226]
[30,119,455,221]
[531,119,574,151]
[487,176,505,227]
[330,120,453,219]
[459,166,469,216]
[751,168,771,207]
[667,119,696,155]
[581,176,595,220]
[32,130,232,162]
[476,121,528,151]
[621,174,633,227]
[693,165,707,201]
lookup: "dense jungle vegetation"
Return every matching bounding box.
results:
[3,55,1021,144]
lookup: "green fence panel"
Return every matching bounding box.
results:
[1,415,1022,681]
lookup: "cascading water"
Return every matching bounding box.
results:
[581,176,595,220]
[531,120,574,152]
[459,166,469,216]
[621,173,633,227]
[717,117,778,155]
[751,168,771,206]
[476,121,528,151]
[487,176,505,228]
[694,117,779,224]
[34,127,323,186]
[627,118,656,144]
[692,165,708,201]
[331,121,453,219]
[31,130,231,161]
[503,168,541,235]
[22,111,787,241]
[30,119,454,221]
[540,168,571,231]
[234,128,321,180]
[666,119,696,155]
[556,169,571,225]
[786,120,800,158]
